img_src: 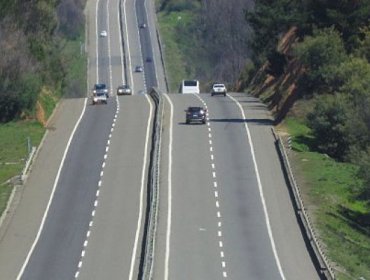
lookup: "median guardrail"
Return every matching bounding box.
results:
[272,128,335,280]
[139,88,163,280]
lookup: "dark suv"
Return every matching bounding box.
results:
[185,107,207,124]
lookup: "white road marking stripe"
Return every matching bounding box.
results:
[211,163,215,169]
[212,171,216,178]
[100,171,104,177]
[220,251,224,258]
[215,191,218,198]
[84,240,88,247]
[96,190,100,196]
[223,271,227,277]
[219,241,223,248]
[128,95,153,280]
[164,94,174,280]
[98,180,102,187]
[16,98,88,280]
[218,231,222,237]
[102,162,106,169]
[216,201,220,208]
[81,250,85,258]
[214,181,217,188]
[217,211,221,218]
[87,231,91,238]
[218,222,222,227]
[228,94,285,280]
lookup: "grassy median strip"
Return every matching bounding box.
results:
[283,117,370,280]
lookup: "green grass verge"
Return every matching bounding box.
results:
[0,121,45,216]
[284,117,370,280]
[158,11,194,92]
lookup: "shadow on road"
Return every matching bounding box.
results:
[209,118,273,126]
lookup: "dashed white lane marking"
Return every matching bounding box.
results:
[218,231,222,237]
[104,154,107,160]
[220,251,225,258]
[213,181,217,188]
[100,171,104,177]
[212,171,216,178]
[98,180,102,187]
[84,240,88,247]
[211,154,214,161]
[78,261,83,268]
[216,201,220,208]
[102,162,106,169]
[81,250,86,258]
[208,133,212,138]
[219,241,223,248]
[222,261,226,268]
[223,271,228,278]
[215,191,219,198]
[211,163,215,169]
[92,210,95,217]
[210,146,213,152]
[86,231,91,238]
[209,140,213,145]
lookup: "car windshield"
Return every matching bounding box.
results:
[95,84,106,90]
[214,84,224,88]
[188,107,202,112]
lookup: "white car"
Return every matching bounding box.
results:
[211,83,227,96]
[92,92,107,105]
[100,30,107,37]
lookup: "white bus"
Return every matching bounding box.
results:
[181,80,200,94]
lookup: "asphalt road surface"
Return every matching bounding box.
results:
[0,0,321,279]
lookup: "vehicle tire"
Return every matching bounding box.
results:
[211,93,214,96]
[202,120,206,124]
[224,93,226,96]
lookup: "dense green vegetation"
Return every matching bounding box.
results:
[0,0,86,122]
[0,0,87,215]
[246,1,370,278]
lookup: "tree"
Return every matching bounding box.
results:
[294,27,347,94]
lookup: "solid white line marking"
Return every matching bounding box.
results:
[128,95,153,280]
[164,94,174,280]
[16,97,88,280]
[123,0,134,92]
[228,94,285,280]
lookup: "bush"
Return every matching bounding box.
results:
[307,94,351,159]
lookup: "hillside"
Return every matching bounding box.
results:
[0,0,86,123]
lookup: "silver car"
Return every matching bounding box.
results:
[117,85,132,95]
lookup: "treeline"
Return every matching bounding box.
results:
[0,0,85,122]
[245,1,370,198]
[157,0,253,89]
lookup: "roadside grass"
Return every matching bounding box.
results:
[157,7,211,93]
[158,11,194,92]
[0,121,45,215]
[283,117,370,280]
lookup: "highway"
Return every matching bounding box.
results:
[0,0,321,279]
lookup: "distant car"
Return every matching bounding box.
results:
[211,83,227,96]
[146,57,152,63]
[139,23,147,28]
[93,83,109,98]
[92,92,107,105]
[135,65,144,72]
[100,30,107,37]
[185,106,207,124]
[117,85,132,95]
